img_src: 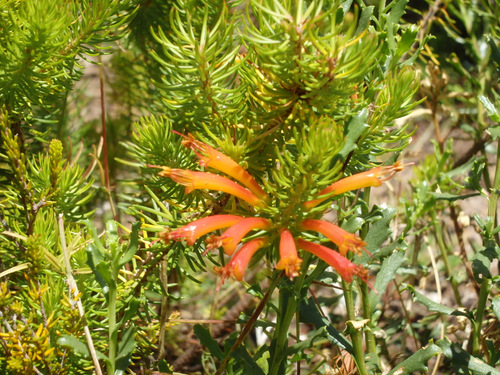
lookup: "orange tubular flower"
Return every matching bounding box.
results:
[297,239,369,284]
[163,215,246,246]
[276,229,302,279]
[299,219,367,256]
[213,217,272,255]
[159,167,266,208]
[303,162,405,209]
[179,133,270,202]
[215,237,269,282]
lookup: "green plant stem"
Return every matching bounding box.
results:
[472,278,490,357]
[59,214,103,375]
[108,284,117,375]
[269,285,298,375]
[359,187,378,368]
[268,259,310,375]
[360,282,378,362]
[343,280,367,375]
[432,219,462,307]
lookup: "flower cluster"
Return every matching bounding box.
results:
[158,134,405,286]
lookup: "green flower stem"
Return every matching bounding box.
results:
[343,280,367,375]
[488,136,500,243]
[432,219,463,307]
[107,284,117,375]
[268,258,309,375]
[472,278,490,357]
[269,285,298,375]
[360,282,378,364]
[359,187,378,367]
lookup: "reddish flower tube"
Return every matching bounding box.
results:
[297,239,369,284]
[163,215,246,246]
[215,237,269,282]
[159,167,266,208]
[214,217,272,255]
[299,219,366,256]
[276,229,302,279]
[303,162,405,209]
[179,133,270,202]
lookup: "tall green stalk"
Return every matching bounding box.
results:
[343,280,368,375]
[107,286,117,375]
[268,263,309,375]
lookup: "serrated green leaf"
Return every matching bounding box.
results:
[116,324,136,373]
[118,221,141,268]
[364,207,397,254]
[158,359,172,374]
[487,125,500,138]
[386,342,442,375]
[298,297,353,353]
[356,6,374,35]
[488,35,500,67]
[341,216,364,233]
[194,324,224,361]
[118,298,141,330]
[83,219,106,254]
[338,108,369,159]
[86,243,111,295]
[369,251,405,316]
[437,338,500,375]
[395,24,418,61]
[472,245,498,282]
[106,220,120,261]
[57,334,108,361]
[232,345,266,375]
[407,285,469,317]
[429,192,481,202]
[480,95,500,123]
[386,0,409,53]
[492,296,500,321]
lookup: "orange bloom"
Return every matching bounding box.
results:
[304,162,405,209]
[297,239,369,284]
[163,215,246,246]
[207,217,272,255]
[299,219,367,256]
[159,167,266,208]
[178,133,270,201]
[215,237,269,282]
[276,229,302,279]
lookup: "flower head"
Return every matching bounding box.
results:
[299,219,367,256]
[157,134,403,287]
[276,229,302,279]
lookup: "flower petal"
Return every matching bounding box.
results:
[304,162,406,209]
[159,167,266,208]
[214,237,269,282]
[178,133,269,201]
[299,219,367,256]
[276,229,302,279]
[163,215,246,246]
[216,217,272,255]
[297,239,369,284]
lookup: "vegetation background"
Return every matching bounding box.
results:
[0,0,499,374]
